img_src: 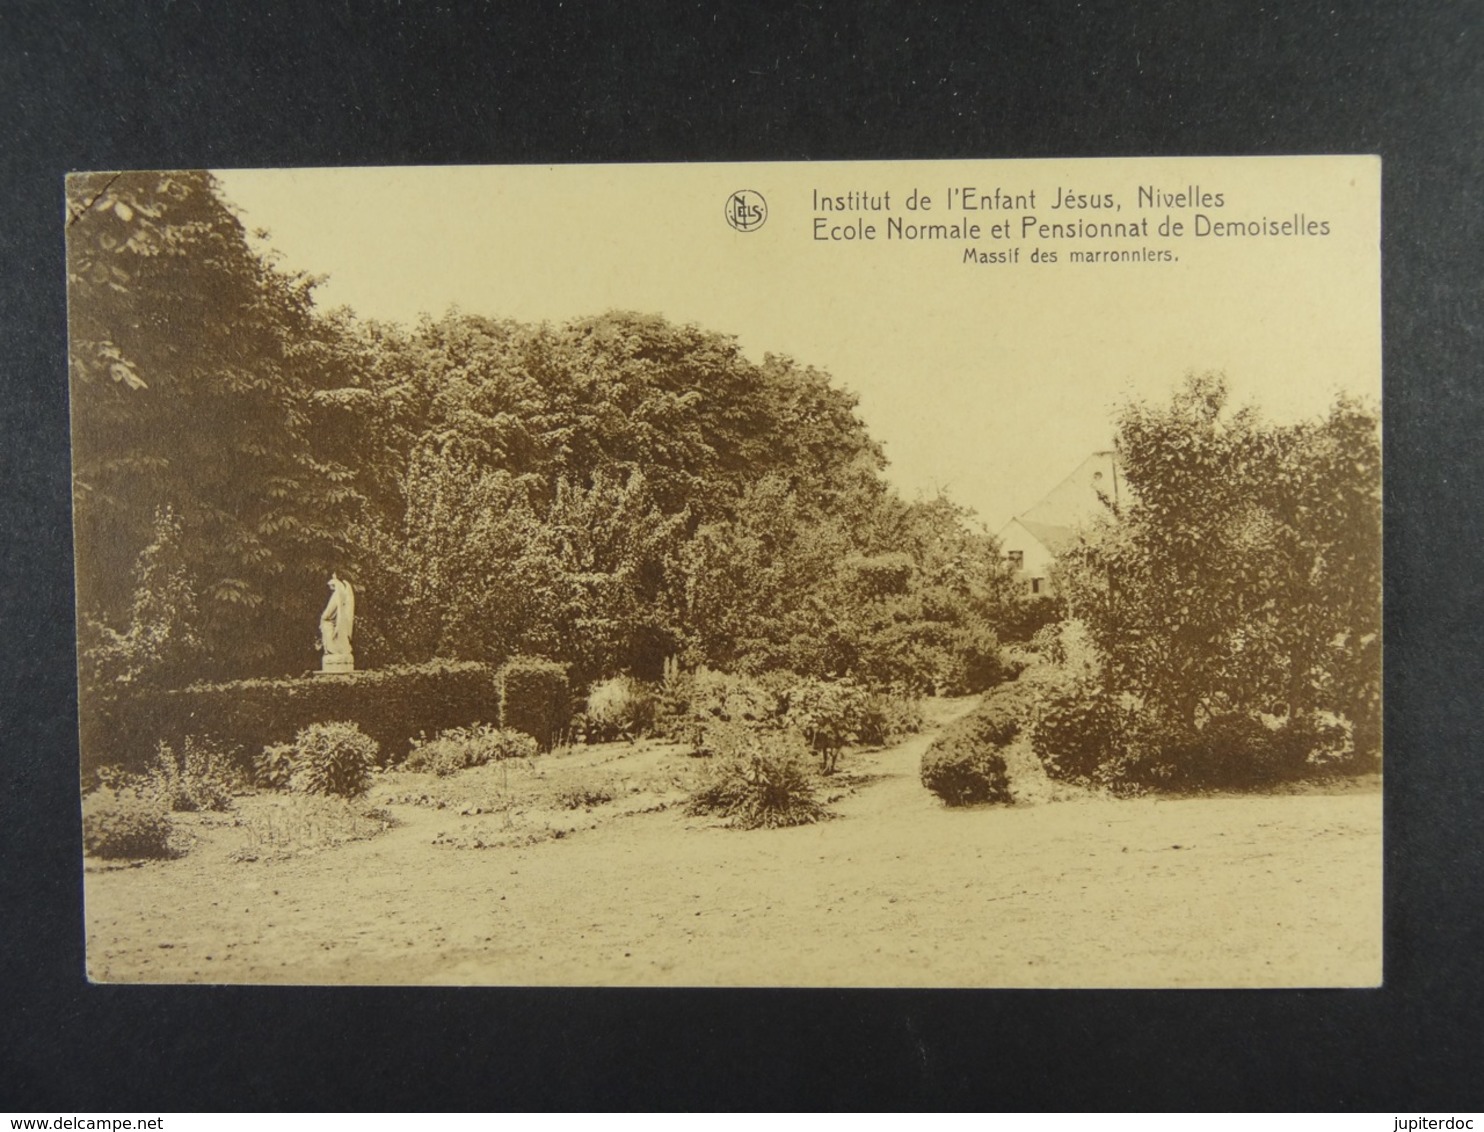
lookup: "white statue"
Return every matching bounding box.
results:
[318,573,355,673]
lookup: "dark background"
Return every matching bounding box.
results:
[3,0,1481,1111]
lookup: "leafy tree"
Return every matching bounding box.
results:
[1059,373,1380,759]
[69,176,1032,699]
[78,508,202,694]
[67,171,359,676]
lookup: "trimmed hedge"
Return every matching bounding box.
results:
[919,690,1024,806]
[498,657,570,751]
[83,660,500,776]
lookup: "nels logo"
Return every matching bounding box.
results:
[725,189,767,232]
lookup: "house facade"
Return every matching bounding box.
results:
[997,450,1120,594]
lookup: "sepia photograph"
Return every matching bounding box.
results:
[67,156,1382,987]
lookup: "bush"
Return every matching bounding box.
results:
[997,593,1066,645]
[255,743,297,790]
[919,699,1016,806]
[1029,685,1128,784]
[84,660,502,777]
[782,676,870,773]
[1271,712,1353,773]
[584,676,657,742]
[403,724,538,775]
[857,689,925,747]
[499,657,570,751]
[693,669,781,726]
[143,736,239,812]
[946,621,1008,695]
[82,788,175,859]
[668,669,783,751]
[686,722,827,829]
[289,722,378,798]
[963,691,1026,748]
[1117,710,1356,792]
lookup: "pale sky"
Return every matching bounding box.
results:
[217,158,1380,528]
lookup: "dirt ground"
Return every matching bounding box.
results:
[83,700,1382,987]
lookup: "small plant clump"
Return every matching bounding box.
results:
[555,785,616,810]
[254,742,297,790]
[583,676,657,742]
[144,736,239,812]
[288,721,378,799]
[82,787,175,859]
[236,795,393,858]
[857,688,925,747]
[670,669,783,750]
[402,724,539,776]
[686,721,828,829]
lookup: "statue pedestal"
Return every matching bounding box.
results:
[319,654,355,675]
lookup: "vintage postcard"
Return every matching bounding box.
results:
[68,157,1381,986]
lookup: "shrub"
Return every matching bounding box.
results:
[584,676,657,742]
[1191,712,1276,787]
[403,724,538,776]
[963,692,1025,748]
[674,669,782,752]
[83,659,502,778]
[946,621,1008,695]
[782,676,870,773]
[144,736,238,812]
[82,788,175,859]
[1270,712,1353,773]
[255,743,297,790]
[1029,685,1128,784]
[289,722,378,799]
[857,689,925,747]
[652,655,692,740]
[920,706,1014,806]
[498,657,570,751]
[1119,710,1355,792]
[686,722,827,829]
[997,593,1066,645]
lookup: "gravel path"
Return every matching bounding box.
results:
[84,711,1382,987]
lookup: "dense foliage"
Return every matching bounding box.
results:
[68,172,359,679]
[70,173,1033,713]
[1045,374,1381,789]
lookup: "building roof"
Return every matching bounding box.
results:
[1012,517,1079,554]
[997,451,1121,560]
[1018,450,1121,529]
